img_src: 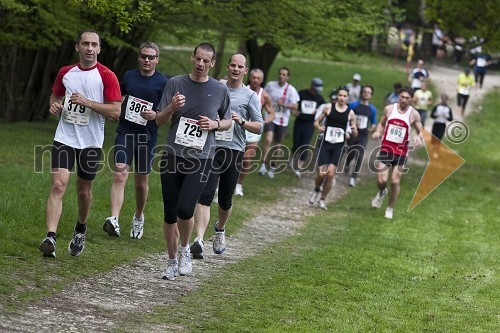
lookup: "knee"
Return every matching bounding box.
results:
[218,196,232,211]
[77,188,92,201]
[51,180,67,196]
[113,170,128,186]
[177,202,195,221]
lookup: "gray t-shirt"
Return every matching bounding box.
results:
[215,84,263,152]
[158,74,231,159]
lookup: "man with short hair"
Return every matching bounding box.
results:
[408,59,429,91]
[103,42,168,240]
[258,67,299,179]
[156,42,232,280]
[346,73,362,103]
[371,86,423,220]
[191,54,263,259]
[38,30,121,258]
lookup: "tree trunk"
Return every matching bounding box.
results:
[245,39,280,85]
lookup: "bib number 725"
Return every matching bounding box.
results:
[183,122,202,138]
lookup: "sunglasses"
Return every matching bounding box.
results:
[139,53,157,60]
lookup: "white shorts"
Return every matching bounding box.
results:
[245,131,262,144]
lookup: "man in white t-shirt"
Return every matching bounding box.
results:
[258,66,299,178]
[38,30,121,258]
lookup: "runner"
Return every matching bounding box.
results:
[190,54,263,259]
[309,86,357,210]
[235,68,274,196]
[155,42,232,280]
[291,78,325,177]
[371,86,423,219]
[258,67,299,179]
[103,42,168,239]
[344,85,377,187]
[430,94,453,159]
[38,30,121,258]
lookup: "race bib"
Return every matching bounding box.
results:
[175,117,208,150]
[274,104,284,119]
[476,58,487,67]
[386,123,407,144]
[215,120,235,141]
[325,126,345,144]
[356,115,368,130]
[62,98,91,126]
[458,86,470,95]
[301,100,317,115]
[125,95,152,126]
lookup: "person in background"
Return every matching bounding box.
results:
[346,73,362,103]
[384,83,402,106]
[412,81,432,127]
[430,94,453,159]
[456,68,475,118]
[291,77,325,177]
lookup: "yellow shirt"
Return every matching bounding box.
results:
[457,73,475,95]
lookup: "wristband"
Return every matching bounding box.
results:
[216,119,220,130]
[239,119,246,126]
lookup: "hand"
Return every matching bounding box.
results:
[170,91,186,111]
[70,93,89,108]
[198,115,215,131]
[414,135,423,148]
[49,102,63,117]
[140,109,157,121]
[230,111,242,124]
[372,131,382,139]
[317,125,325,133]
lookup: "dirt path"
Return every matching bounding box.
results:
[1,64,499,333]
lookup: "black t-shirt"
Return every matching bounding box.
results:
[296,89,325,123]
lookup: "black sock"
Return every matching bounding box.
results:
[75,221,87,234]
[314,187,320,192]
[47,232,56,241]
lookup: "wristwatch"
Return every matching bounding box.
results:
[239,119,246,126]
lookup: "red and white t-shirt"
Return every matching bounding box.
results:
[52,62,121,149]
[380,103,413,157]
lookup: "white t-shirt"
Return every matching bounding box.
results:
[52,63,121,149]
[264,81,299,127]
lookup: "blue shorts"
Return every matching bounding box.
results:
[113,133,156,174]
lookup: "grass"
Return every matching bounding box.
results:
[118,91,500,332]
[1,51,498,331]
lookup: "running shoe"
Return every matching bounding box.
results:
[39,236,56,258]
[103,216,120,237]
[266,167,275,179]
[190,237,204,259]
[234,183,244,196]
[371,188,388,209]
[213,221,226,254]
[178,248,192,276]
[309,191,320,205]
[349,177,356,187]
[294,170,302,178]
[130,214,144,239]
[68,231,86,256]
[258,164,267,176]
[319,199,327,210]
[384,207,394,219]
[161,259,178,280]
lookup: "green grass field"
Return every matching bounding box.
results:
[0,52,498,331]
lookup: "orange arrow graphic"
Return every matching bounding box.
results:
[408,127,465,211]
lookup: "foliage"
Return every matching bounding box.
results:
[426,0,500,51]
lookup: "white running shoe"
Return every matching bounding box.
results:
[349,177,356,187]
[213,221,226,254]
[294,170,302,178]
[130,214,144,239]
[178,248,192,276]
[103,216,120,237]
[371,188,388,209]
[161,259,178,280]
[68,231,86,256]
[266,168,275,179]
[309,191,320,205]
[258,164,267,176]
[234,183,244,196]
[319,199,327,210]
[384,207,394,219]
[190,237,204,259]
